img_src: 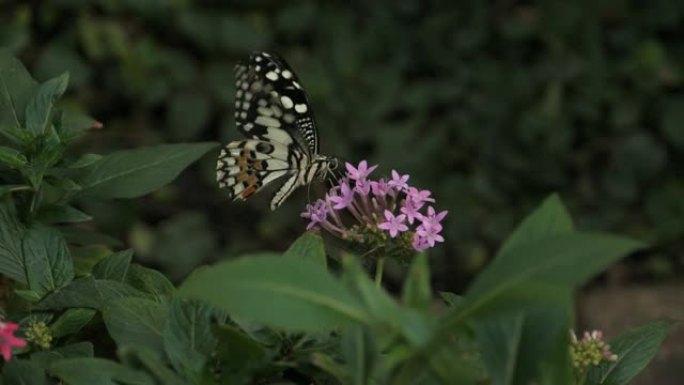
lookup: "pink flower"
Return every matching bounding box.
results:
[329,182,355,210]
[407,187,435,207]
[345,160,378,181]
[420,206,448,232]
[301,200,329,230]
[371,178,391,197]
[0,321,26,361]
[378,210,408,238]
[388,170,409,191]
[400,199,422,224]
[416,224,444,247]
[355,179,371,195]
[412,233,430,252]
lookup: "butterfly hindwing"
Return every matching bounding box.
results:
[216,140,300,201]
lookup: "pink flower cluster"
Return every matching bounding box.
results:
[0,318,26,361]
[302,161,447,253]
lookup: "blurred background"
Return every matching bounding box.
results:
[1,1,683,382]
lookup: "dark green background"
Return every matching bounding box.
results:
[3,1,683,289]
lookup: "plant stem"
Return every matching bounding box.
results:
[375,257,385,287]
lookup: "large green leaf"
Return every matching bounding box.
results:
[103,297,168,357]
[2,360,47,385]
[445,233,643,327]
[49,358,154,385]
[49,308,96,338]
[586,320,677,385]
[0,145,27,168]
[22,225,74,297]
[401,253,431,310]
[125,264,175,301]
[92,249,133,282]
[179,254,369,331]
[25,72,69,134]
[283,231,327,268]
[163,299,217,382]
[35,277,147,311]
[0,198,26,283]
[31,342,94,369]
[474,194,575,385]
[0,51,37,134]
[77,142,218,198]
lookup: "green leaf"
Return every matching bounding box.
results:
[31,342,94,369]
[213,324,268,384]
[440,292,463,308]
[25,72,69,134]
[401,253,431,310]
[340,326,379,385]
[0,145,27,168]
[0,50,37,133]
[125,264,175,301]
[179,254,369,331]
[49,308,96,338]
[283,231,327,268]
[103,297,168,357]
[68,153,102,169]
[58,108,100,144]
[92,249,133,281]
[36,204,91,224]
[444,233,643,328]
[22,224,74,297]
[474,302,573,385]
[77,142,218,199]
[0,197,26,283]
[475,194,575,385]
[1,360,47,385]
[586,320,678,385]
[14,289,41,302]
[163,299,217,382]
[49,358,154,385]
[35,277,148,311]
[498,193,574,255]
[118,346,186,385]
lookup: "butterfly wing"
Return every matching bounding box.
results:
[233,52,319,155]
[216,139,305,201]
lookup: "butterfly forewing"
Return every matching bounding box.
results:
[233,52,319,154]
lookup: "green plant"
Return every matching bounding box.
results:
[0,52,676,385]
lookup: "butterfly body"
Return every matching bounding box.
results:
[216,52,339,210]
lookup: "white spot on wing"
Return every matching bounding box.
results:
[280,96,294,109]
[295,104,308,113]
[255,116,282,128]
[266,71,278,81]
[282,70,292,79]
[264,127,293,144]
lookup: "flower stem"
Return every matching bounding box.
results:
[375,257,385,287]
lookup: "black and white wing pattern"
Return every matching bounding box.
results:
[216,51,339,210]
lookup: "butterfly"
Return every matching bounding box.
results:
[216,51,340,210]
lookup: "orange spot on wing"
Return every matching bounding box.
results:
[240,175,260,199]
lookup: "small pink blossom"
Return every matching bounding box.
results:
[400,199,422,225]
[345,160,378,181]
[301,200,329,230]
[329,182,355,210]
[412,233,430,252]
[355,179,371,195]
[370,178,391,197]
[0,321,26,361]
[378,210,408,238]
[420,206,448,232]
[416,224,444,247]
[407,187,435,207]
[388,170,410,191]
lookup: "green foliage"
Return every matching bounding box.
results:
[0,27,677,385]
